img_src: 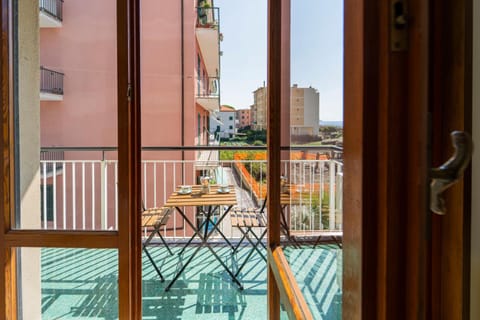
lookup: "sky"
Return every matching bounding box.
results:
[215,0,344,121]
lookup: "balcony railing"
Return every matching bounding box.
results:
[39,146,343,239]
[39,0,64,22]
[40,66,64,95]
[196,6,220,29]
[196,77,219,98]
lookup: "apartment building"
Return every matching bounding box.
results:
[251,86,268,130]
[41,0,220,148]
[236,108,251,128]
[210,105,236,138]
[38,0,222,230]
[251,85,320,136]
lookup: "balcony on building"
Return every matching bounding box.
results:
[39,0,63,28]
[40,66,64,101]
[196,5,220,80]
[196,76,220,112]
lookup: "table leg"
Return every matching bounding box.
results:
[205,205,235,250]
[167,205,243,291]
[176,206,208,255]
[165,244,204,291]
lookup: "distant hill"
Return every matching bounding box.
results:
[319,120,343,127]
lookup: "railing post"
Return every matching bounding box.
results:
[336,164,343,230]
[100,159,106,230]
[329,160,335,230]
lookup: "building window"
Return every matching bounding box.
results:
[229,125,233,130]
[229,116,233,121]
[197,113,201,138]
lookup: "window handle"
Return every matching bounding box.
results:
[430,131,473,215]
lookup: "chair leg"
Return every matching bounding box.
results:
[143,246,165,282]
[233,228,248,253]
[156,230,174,255]
[234,227,267,277]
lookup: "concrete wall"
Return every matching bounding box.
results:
[471,1,479,318]
[18,0,41,317]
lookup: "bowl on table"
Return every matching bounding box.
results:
[178,185,192,194]
[217,184,231,194]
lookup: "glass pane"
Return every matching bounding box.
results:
[288,0,344,318]
[138,0,286,318]
[16,247,119,319]
[14,0,118,230]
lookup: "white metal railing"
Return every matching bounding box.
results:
[39,158,343,240]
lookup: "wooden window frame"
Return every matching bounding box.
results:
[0,0,142,318]
[4,0,463,318]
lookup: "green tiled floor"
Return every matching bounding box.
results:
[41,244,341,319]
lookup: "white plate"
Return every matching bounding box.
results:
[178,189,192,195]
[217,188,230,194]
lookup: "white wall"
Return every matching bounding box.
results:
[210,111,236,138]
[18,0,41,318]
[471,1,480,318]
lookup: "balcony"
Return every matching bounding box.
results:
[38,146,343,232]
[36,146,343,318]
[40,66,64,101]
[196,76,220,112]
[39,0,63,28]
[196,6,220,78]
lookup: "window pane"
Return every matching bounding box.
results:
[14,0,118,230]
[16,247,119,319]
[288,0,344,318]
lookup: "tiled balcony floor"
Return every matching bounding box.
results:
[41,244,342,319]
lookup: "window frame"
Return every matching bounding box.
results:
[0,0,141,318]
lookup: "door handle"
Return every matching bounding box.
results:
[430,131,473,215]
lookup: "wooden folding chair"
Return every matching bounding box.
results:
[231,200,267,276]
[142,206,173,282]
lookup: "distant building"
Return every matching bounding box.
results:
[290,84,320,136]
[210,105,237,138]
[250,84,320,135]
[251,87,268,130]
[236,109,251,128]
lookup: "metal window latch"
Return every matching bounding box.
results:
[391,0,409,51]
[127,85,132,102]
[430,131,473,215]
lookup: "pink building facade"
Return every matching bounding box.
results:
[40,0,221,231]
[236,109,251,129]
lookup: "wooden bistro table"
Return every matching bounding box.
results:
[164,184,241,291]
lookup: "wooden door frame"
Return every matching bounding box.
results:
[431,0,472,318]
[343,0,431,318]
[344,0,472,319]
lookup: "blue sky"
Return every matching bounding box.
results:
[215,0,344,121]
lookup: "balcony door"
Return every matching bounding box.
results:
[0,0,472,319]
